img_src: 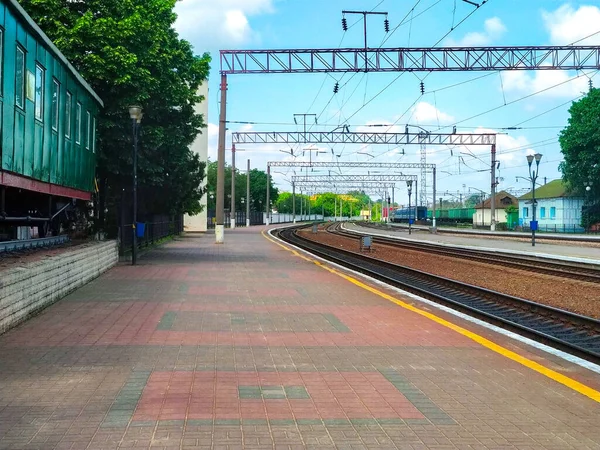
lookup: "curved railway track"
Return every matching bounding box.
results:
[273,224,600,364]
[336,222,600,284]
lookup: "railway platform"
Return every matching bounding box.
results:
[0,226,599,449]
[346,222,600,264]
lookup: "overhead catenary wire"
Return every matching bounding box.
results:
[339,0,491,131]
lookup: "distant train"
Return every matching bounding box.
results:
[392,207,478,224]
[391,206,428,223]
[427,207,477,223]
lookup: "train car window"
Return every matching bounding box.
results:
[92,117,97,153]
[75,102,82,144]
[65,91,72,138]
[51,79,59,131]
[15,47,25,109]
[0,29,3,96]
[86,111,91,149]
[34,64,44,120]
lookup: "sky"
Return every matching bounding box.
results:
[172,0,600,207]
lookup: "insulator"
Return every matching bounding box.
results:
[333,82,339,94]
[384,19,390,33]
[420,81,425,95]
[342,17,348,31]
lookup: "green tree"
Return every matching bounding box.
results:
[559,88,600,226]
[205,161,278,212]
[20,0,211,230]
[464,194,484,208]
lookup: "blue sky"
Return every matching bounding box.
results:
[173,0,600,206]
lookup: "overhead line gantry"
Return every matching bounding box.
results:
[215,44,600,243]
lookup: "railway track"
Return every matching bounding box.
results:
[360,220,600,243]
[273,224,600,364]
[334,222,600,284]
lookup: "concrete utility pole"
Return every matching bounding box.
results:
[432,167,437,230]
[230,144,236,229]
[292,182,296,223]
[490,144,497,231]
[246,159,250,227]
[215,74,227,243]
[266,165,271,225]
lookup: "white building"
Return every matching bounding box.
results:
[518,179,584,232]
[183,81,209,232]
[473,191,518,227]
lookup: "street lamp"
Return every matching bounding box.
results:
[584,181,593,232]
[128,105,143,265]
[526,153,543,246]
[406,180,413,235]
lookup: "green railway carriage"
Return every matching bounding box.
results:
[427,207,476,223]
[0,0,102,237]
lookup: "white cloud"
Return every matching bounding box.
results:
[542,4,600,45]
[411,102,454,125]
[446,17,507,46]
[501,69,589,98]
[495,5,600,100]
[174,0,274,50]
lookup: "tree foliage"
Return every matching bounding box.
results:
[559,88,600,226]
[276,191,373,217]
[205,161,279,212]
[20,0,211,227]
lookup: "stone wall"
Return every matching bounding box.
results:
[0,240,118,334]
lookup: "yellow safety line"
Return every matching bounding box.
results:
[262,230,600,403]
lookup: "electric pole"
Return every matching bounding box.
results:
[342,10,389,72]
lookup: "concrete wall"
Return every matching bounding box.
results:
[0,240,118,334]
[184,81,209,232]
[472,208,509,226]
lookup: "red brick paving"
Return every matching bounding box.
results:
[133,371,424,422]
[2,302,474,347]
[0,226,598,449]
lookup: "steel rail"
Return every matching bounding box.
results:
[364,221,600,243]
[0,235,69,253]
[336,223,600,283]
[273,224,600,364]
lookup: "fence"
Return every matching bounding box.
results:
[206,211,327,228]
[206,210,264,229]
[519,224,599,234]
[119,216,184,255]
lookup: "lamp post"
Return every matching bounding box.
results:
[526,153,543,246]
[584,181,593,232]
[406,180,413,235]
[241,197,245,226]
[246,159,251,227]
[128,105,143,265]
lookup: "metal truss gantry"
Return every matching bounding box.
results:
[232,131,496,146]
[269,161,435,171]
[242,130,493,209]
[221,46,600,74]
[290,179,404,223]
[216,45,600,241]
[266,160,432,224]
[291,174,417,183]
[234,131,495,209]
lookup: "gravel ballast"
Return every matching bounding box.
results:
[298,227,600,319]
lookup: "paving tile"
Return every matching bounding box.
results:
[0,228,598,449]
